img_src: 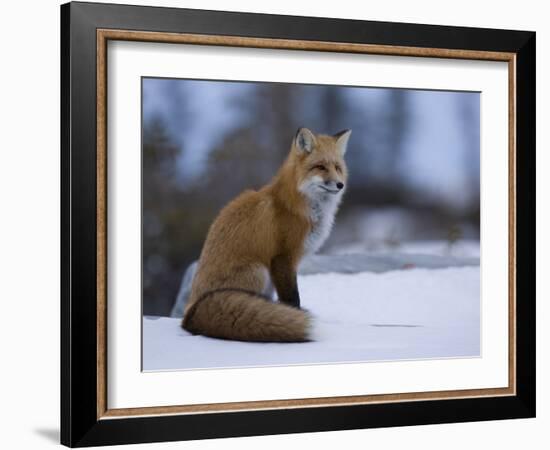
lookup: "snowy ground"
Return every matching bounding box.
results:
[170,240,480,318]
[143,266,480,371]
[330,239,480,259]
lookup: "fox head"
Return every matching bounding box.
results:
[292,127,351,201]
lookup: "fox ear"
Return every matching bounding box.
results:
[294,127,316,154]
[334,129,352,155]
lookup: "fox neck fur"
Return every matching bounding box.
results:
[268,162,341,255]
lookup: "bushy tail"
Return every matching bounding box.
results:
[182,289,312,342]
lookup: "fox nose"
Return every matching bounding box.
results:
[336,182,344,190]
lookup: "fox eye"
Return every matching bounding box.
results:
[313,164,327,172]
[335,165,342,173]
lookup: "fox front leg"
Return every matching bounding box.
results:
[270,255,300,308]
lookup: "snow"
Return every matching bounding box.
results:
[331,239,480,259]
[170,246,479,317]
[144,266,480,371]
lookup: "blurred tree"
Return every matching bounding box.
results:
[205,127,272,205]
[203,83,304,206]
[375,89,409,183]
[143,118,214,315]
[344,89,411,207]
[457,94,481,221]
[142,117,180,315]
[319,85,349,133]
[251,83,301,160]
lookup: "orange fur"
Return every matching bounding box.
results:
[182,128,350,342]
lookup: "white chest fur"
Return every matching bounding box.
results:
[303,194,340,254]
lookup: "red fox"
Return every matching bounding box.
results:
[182,127,351,342]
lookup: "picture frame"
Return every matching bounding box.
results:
[60,1,535,447]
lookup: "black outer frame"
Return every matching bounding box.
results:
[60,1,536,447]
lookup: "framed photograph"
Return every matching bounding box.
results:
[61,1,535,447]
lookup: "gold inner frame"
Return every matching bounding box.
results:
[96,29,517,420]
